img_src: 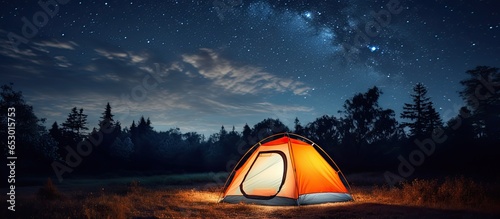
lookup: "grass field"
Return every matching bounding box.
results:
[3,172,500,218]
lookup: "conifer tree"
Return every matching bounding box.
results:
[401,83,442,138]
[49,121,62,142]
[424,103,443,134]
[99,102,114,130]
[62,107,88,140]
[294,117,304,135]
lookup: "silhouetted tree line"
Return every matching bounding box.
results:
[1,66,499,177]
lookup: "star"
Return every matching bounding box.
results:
[303,11,312,19]
[369,45,379,52]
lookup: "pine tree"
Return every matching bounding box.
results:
[130,121,136,130]
[401,83,430,137]
[99,102,114,130]
[242,123,251,138]
[130,120,138,144]
[114,121,122,136]
[424,103,443,134]
[217,125,227,143]
[62,107,88,141]
[62,107,78,133]
[137,116,152,133]
[49,122,62,142]
[76,108,89,135]
[401,83,441,138]
[294,117,304,135]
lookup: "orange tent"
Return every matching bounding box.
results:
[220,133,353,205]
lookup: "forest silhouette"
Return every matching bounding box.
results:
[1,66,499,182]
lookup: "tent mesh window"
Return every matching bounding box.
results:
[240,151,287,199]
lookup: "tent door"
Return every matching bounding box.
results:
[240,151,287,199]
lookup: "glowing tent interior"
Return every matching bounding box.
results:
[219,133,353,206]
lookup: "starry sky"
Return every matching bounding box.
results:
[1,0,499,136]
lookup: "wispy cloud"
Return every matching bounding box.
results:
[33,40,78,50]
[182,48,311,95]
[94,48,129,60]
[54,56,72,68]
[93,48,151,65]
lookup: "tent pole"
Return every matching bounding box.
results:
[285,132,301,206]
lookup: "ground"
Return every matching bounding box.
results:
[2,172,500,218]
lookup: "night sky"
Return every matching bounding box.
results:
[1,0,498,136]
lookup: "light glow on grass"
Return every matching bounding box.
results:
[8,175,500,218]
[176,189,220,203]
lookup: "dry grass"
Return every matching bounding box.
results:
[5,175,500,219]
[360,176,498,212]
